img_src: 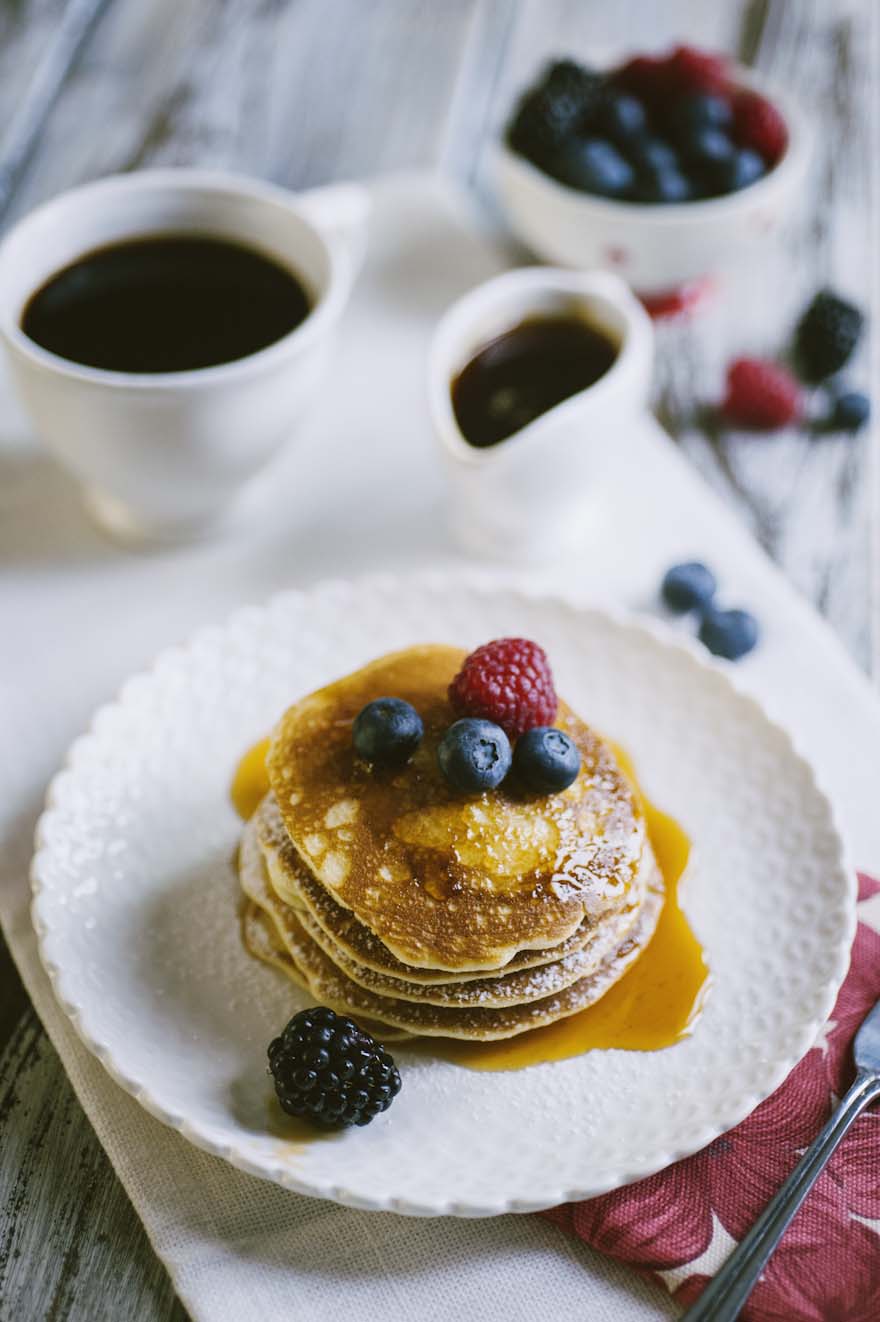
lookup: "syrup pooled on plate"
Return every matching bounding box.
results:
[435,747,708,1070]
[231,737,271,821]
[451,312,619,448]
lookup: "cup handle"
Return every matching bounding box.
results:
[294,182,370,283]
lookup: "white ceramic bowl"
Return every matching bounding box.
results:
[429,266,653,560]
[494,64,809,296]
[0,170,367,543]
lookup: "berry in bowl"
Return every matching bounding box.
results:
[495,45,808,307]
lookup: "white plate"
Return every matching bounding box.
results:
[31,572,855,1217]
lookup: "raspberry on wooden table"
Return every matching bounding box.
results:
[722,357,802,430]
[448,638,558,739]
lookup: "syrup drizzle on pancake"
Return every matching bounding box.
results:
[232,735,709,1065]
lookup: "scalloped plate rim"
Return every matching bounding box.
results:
[29,568,857,1217]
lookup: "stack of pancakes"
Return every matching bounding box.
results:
[239,645,663,1042]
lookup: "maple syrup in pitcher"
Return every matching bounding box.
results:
[21,235,311,373]
[451,312,619,448]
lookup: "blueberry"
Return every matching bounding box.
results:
[437,718,512,793]
[826,389,870,433]
[635,164,694,204]
[597,93,647,142]
[352,697,423,766]
[551,137,634,196]
[699,607,760,660]
[669,92,733,134]
[628,135,679,172]
[682,126,735,168]
[661,562,717,613]
[714,147,765,193]
[514,727,581,794]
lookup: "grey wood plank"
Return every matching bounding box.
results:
[0,995,187,1322]
[1,0,480,221]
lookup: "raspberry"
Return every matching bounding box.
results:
[732,90,787,165]
[448,638,558,739]
[613,54,670,108]
[666,44,730,96]
[722,357,802,429]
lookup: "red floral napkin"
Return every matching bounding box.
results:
[543,873,880,1322]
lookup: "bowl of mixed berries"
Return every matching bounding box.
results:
[496,44,808,309]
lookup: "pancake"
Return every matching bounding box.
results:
[255,799,657,1007]
[239,817,665,1040]
[241,900,412,1044]
[257,793,613,984]
[267,645,648,972]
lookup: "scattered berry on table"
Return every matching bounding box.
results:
[353,697,423,766]
[437,718,512,793]
[722,357,802,429]
[666,44,730,96]
[661,562,718,613]
[514,726,582,794]
[552,137,635,196]
[449,637,558,737]
[825,389,870,433]
[732,90,787,165]
[795,290,865,383]
[268,1007,401,1128]
[698,607,760,661]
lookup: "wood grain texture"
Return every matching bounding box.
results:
[0,2,876,1319]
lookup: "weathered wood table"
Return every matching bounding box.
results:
[0,2,875,1318]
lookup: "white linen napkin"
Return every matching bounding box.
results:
[1,174,877,1322]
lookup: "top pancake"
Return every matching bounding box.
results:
[267,644,647,972]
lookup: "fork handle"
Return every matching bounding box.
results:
[681,1070,880,1322]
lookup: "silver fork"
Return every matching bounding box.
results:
[682,995,880,1321]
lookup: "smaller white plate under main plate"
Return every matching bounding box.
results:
[31,573,855,1216]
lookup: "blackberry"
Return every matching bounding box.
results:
[541,59,605,125]
[507,62,604,166]
[507,89,579,166]
[795,290,864,383]
[268,1007,401,1128]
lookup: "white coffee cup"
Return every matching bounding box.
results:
[0,169,368,543]
[429,267,653,561]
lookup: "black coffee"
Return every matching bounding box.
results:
[451,313,619,448]
[21,234,311,373]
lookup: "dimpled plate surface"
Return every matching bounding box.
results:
[30,572,855,1217]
